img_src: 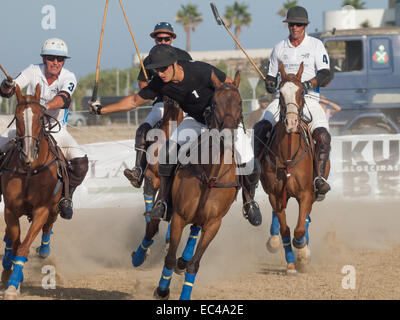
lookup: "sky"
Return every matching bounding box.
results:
[0,0,388,79]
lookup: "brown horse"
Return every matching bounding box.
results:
[153,71,242,300]
[131,96,184,267]
[1,84,66,299]
[259,62,329,275]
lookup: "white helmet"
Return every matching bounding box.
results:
[40,38,70,58]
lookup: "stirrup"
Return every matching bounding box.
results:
[144,200,167,220]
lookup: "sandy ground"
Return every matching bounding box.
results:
[0,198,399,301]
[1,126,399,301]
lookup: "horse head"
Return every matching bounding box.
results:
[278,61,305,134]
[15,84,45,165]
[210,70,242,131]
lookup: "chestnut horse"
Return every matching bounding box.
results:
[1,84,66,299]
[259,62,328,275]
[131,97,185,267]
[153,71,242,300]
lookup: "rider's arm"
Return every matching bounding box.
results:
[99,94,150,115]
[138,80,148,90]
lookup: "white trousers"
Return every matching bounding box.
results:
[262,95,329,133]
[0,125,86,160]
[169,116,253,165]
[144,102,164,127]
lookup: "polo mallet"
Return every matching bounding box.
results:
[92,0,109,102]
[118,0,149,82]
[210,2,266,81]
[0,63,13,81]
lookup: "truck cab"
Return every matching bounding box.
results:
[312,27,400,135]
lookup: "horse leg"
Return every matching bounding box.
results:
[266,211,281,253]
[175,224,201,275]
[131,219,160,267]
[154,213,185,300]
[293,196,313,268]
[2,209,21,289]
[143,175,155,223]
[6,207,49,297]
[180,219,221,300]
[36,213,58,259]
[275,210,297,276]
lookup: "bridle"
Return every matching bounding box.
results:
[11,100,61,164]
[279,77,305,124]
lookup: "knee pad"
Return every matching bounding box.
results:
[312,127,331,158]
[135,122,152,150]
[253,120,272,139]
[68,155,89,187]
[143,176,154,196]
[247,158,261,185]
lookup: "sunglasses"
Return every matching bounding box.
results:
[289,23,306,27]
[153,65,169,73]
[45,55,65,62]
[156,36,172,43]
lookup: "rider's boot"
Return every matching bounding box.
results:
[0,141,15,202]
[145,140,178,221]
[241,158,262,226]
[124,122,152,188]
[312,127,331,201]
[59,155,89,220]
[253,119,273,159]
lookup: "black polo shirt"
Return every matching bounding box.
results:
[138,60,226,124]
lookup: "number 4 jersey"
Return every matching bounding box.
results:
[14,63,77,127]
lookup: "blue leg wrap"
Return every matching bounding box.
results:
[282,237,295,264]
[132,237,154,267]
[180,272,196,300]
[8,256,28,289]
[270,211,280,236]
[144,194,153,213]
[2,236,13,270]
[158,266,174,292]
[165,221,171,244]
[182,225,201,262]
[38,231,54,258]
[293,236,306,248]
[305,215,311,245]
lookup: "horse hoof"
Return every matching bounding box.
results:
[131,248,150,268]
[36,246,50,259]
[4,285,19,300]
[153,287,170,300]
[286,269,298,276]
[266,235,280,253]
[295,246,311,266]
[1,269,12,287]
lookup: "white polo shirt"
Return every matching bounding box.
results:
[268,33,330,98]
[14,63,77,126]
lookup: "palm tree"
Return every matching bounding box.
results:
[342,0,366,9]
[277,0,298,19]
[175,4,203,52]
[224,1,252,50]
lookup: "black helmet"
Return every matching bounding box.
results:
[283,6,310,24]
[145,44,177,69]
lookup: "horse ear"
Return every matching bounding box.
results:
[15,85,23,103]
[34,83,41,101]
[211,70,223,89]
[296,62,304,80]
[279,61,287,80]
[232,70,240,88]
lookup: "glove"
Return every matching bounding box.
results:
[1,78,15,90]
[301,81,314,94]
[88,100,102,115]
[265,79,276,94]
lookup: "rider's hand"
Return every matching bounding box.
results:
[265,79,276,95]
[88,100,102,115]
[301,81,313,94]
[1,78,15,90]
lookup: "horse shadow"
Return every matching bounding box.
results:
[2,284,131,300]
